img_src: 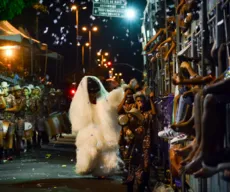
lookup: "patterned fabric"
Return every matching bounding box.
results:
[15,96,26,118]
[15,118,25,137]
[0,94,16,122]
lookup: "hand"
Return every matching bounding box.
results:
[180,61,191,69]
[149,92,154,98]
[172,73,181,85]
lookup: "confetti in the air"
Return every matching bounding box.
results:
[43,27,48,34]
[90,15,96,20]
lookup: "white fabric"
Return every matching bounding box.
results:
[69,76,124,176]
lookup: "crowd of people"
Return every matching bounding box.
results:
[104,78,157,191]
[0,80,68,163]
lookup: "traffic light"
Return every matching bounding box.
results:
[107,61,112,66]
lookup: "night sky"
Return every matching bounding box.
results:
[12,0,146,83]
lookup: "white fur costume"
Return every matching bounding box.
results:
[69,76,124,176]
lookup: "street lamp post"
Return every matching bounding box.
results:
[82,26,98,74]
[97,51,109,67]
[71,5,87,78]
[81,42,89,70]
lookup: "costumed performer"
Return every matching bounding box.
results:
[69,76,124,176]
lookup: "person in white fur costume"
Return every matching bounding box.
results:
[69,76,124,176]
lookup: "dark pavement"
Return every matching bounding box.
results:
[0,149,126,192]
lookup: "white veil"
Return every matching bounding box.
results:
[69,76,109,134]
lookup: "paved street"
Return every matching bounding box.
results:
[0,149,126,192]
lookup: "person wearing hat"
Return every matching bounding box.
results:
[0,81,17,162]
[121,91,156,190]
[13,85,26,155]
[22,86,36,150]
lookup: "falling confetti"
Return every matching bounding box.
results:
[43,27,48,34]
[90,15,96,20]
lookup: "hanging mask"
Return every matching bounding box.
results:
[87,77,100,94]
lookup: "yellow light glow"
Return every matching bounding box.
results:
[97,59,100,61]
[111,68,114,71]
[97,52,101,56]
[77,42,81,46]
[82,26,87,31]
[119,73,122,76]
[104,52,109,56]
[85,42,90,46]
[92,26,98,32]
[5,49,13,57]
[82,6,87,10]
[115,73,118,76]
[71,5,77,11]
[103,58,106,62]
[98,64,101,66]
[109,70,112,73]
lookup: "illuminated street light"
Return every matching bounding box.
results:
[104,52,109,56]
[71,5,77,11]
[125,8,136,20]
[77,42,81,46]
[111,68,114,71]
[82,26,87,31]
[103,58,106,62]
[85,42,90,46]
[109,70,112,73]
[92,26,98,32]
[97,59,100,61]
[82,26,98,72]
[5,49,13,57]
[97,52,101,56]
[119,73,122,76]
[71,4,87,76]
[98,64,101,66]
[115,73,118,76]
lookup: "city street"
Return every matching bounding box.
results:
[0,149,126,192]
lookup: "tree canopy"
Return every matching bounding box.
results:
[0,0,38,20]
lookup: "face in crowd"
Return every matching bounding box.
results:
[125,89,134,104]
[135,96,145,109]
[23,88,30,97]
[15,89,22,98]
[2,87,9,96]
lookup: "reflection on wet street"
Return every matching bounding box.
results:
[0,150,126,192]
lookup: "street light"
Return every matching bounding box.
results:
[82,26,98,74]
[97,50,109,67]
[71,4,87,78]
[5,49,13,57]
[80,42,90,73]
[125,8,136,20]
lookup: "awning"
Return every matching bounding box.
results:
[0,21,47,49]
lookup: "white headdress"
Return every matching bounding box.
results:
[69,76,109,134]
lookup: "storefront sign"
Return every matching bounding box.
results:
[93,0,127,18]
